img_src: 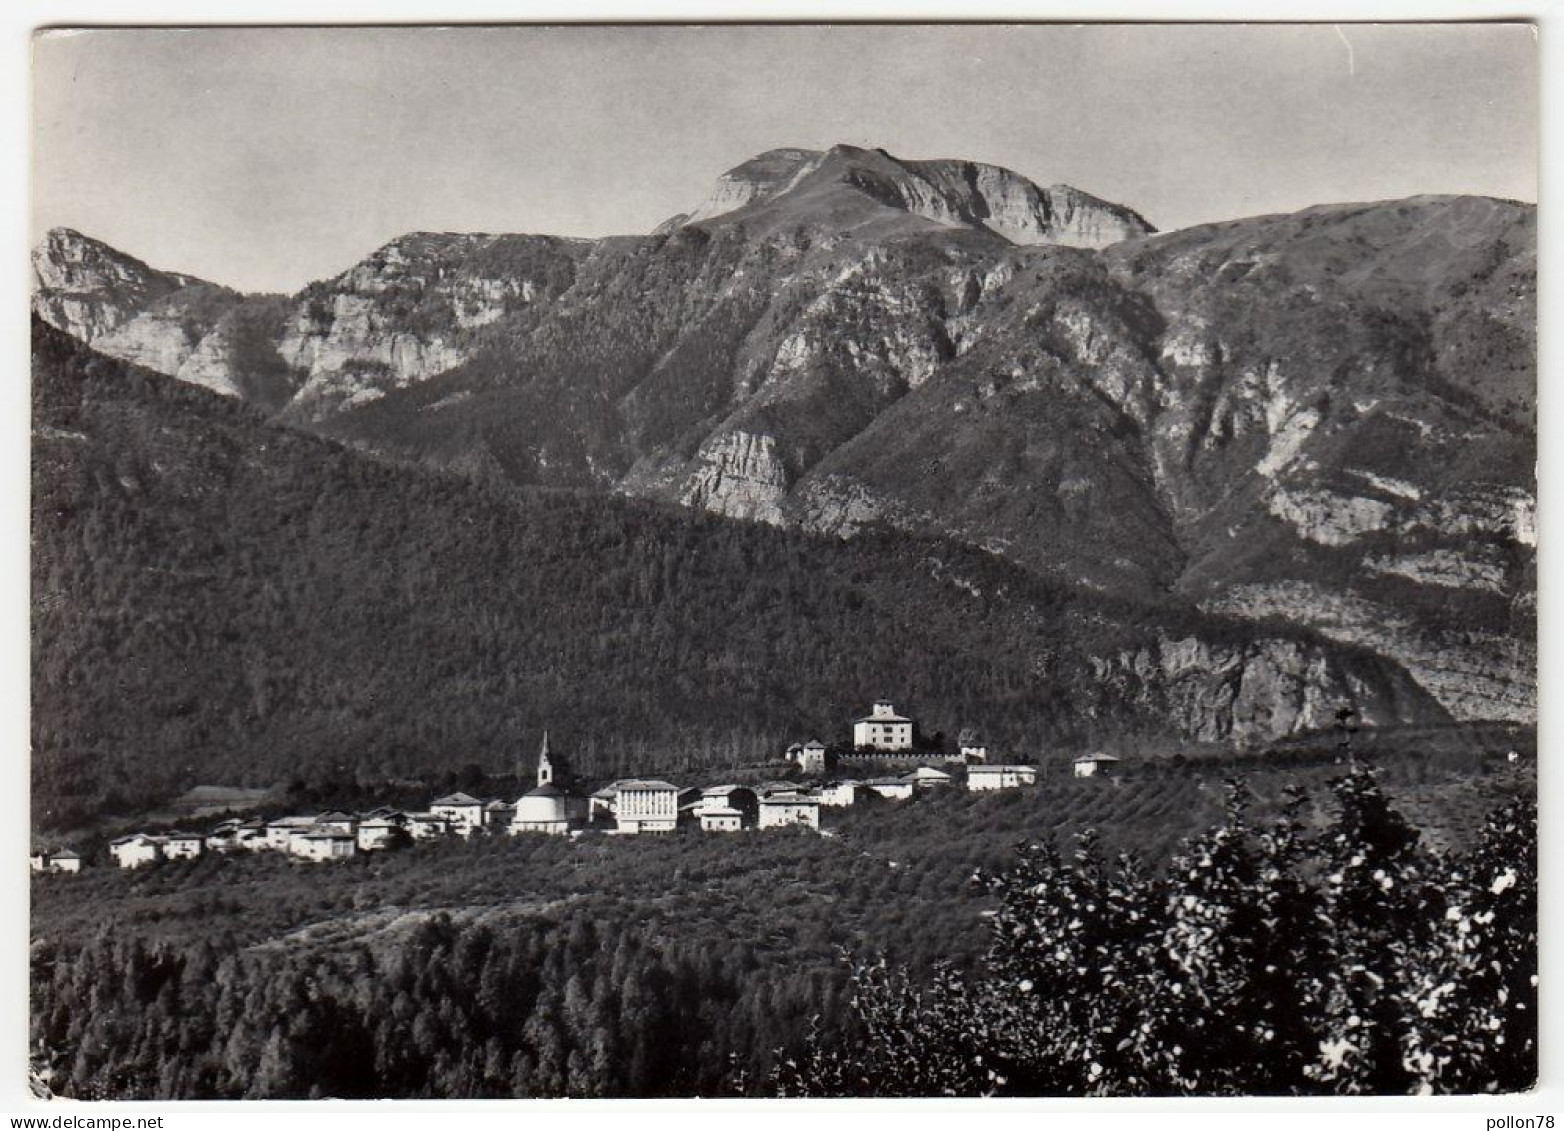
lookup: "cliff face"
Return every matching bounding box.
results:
[31,150,1536,743]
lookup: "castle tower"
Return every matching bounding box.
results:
[537,730,554,788]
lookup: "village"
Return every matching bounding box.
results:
[28,700,1122,874]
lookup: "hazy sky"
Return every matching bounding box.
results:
[32,24,1537,294]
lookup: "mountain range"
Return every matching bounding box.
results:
[31,144,1536,823]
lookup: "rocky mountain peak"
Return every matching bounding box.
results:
[32,227,208,343]
[669,144,1155,248]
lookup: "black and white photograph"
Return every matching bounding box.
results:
[22,20,1539,1104]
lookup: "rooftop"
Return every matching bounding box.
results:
[431,792,486,807]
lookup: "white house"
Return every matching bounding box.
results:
[817,780,867,808]
[264,815,319,851]
[163,833,205,861]
[407,812,452,840]
[853,701,915,750]
[758,790,821,830]
[430,793,488,837]
[1073,754,1122,778]
[700,806,744,832]
[291,829,357,862]
[968,764,1038,791]
[30,849,81,874]
[109,834,164,869]
[314,810,358,836]
[866,777,914,801]
[905,765,954,790]
[614,780,680,834]
[357,814,409,850]
[796,740,827,774]
[235,818,270,850]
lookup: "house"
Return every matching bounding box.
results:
[109,834,164,869]
[905,765,954,790]
[698,785,759,824]
[264,815,319,851]
[758,790,821,831]
[795,739,827,774]
[291,828,357,862]
[430,792,488,836]
[866,777,914,801]
[589,781,624,823]
[968,764,1038,791]
[314,810,358,835]
[614,780,680,834]
[357,813,409,851]
[483,799,516,830]
[677,787,705,822]
[853,700,915,750]
[30,849,81,874]
[816,780,867,808]
[958,728,988,764]
[1073,754,1122,778]
[700,806,744,832]
[407,812,452,840]
[235,818,269,850]
[163,833,205,861]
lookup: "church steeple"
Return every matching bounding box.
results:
[537,730,554,787]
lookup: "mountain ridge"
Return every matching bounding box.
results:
[30,146,1537,736]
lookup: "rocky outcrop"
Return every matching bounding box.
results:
[1089,633,1446,747]
[678,430,789,524]
[1204,582,1535,724]
[31,228,204,343]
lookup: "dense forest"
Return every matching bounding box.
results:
[31,320,1438,830]
[31,758,1534,1098]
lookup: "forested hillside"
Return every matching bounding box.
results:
[30,754,1534,1098]
[31,321,1445,830]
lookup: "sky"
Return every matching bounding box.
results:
[31,23,1538,294]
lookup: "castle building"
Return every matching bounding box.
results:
[796,739,827,774]
[852,700,914,750]
[958,728,988,764]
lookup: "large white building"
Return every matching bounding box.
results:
[853,701,914,751]
[614,780,680,834]
[967,764,1038,791]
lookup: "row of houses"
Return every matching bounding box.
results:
[39,708,1125,873]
